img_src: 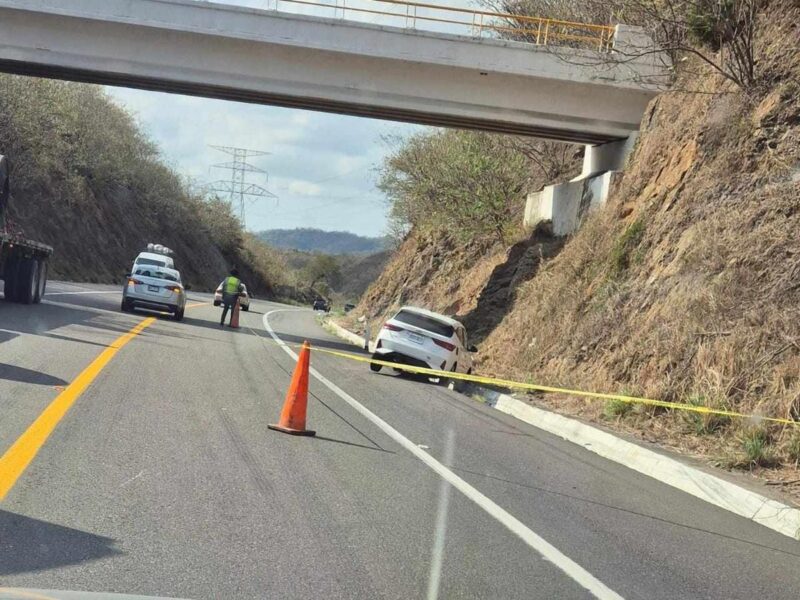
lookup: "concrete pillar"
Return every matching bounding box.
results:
[524,171,622,236]
[581,134,637,178]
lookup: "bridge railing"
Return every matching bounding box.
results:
[269,0,616,51]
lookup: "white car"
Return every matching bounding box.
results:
[121,265,186,320]
[370,306,476,375]
[132,250,174,271]
[213,283,250,311]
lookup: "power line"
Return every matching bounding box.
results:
[208,145,277,228]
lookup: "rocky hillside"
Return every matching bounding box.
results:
[0,75,287,295]
[351,1,800,475]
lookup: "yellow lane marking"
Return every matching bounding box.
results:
[186,302,207,309]
[0,317,156,501]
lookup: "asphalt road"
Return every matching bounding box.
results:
[2,281,800,599]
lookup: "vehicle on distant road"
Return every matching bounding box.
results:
[370,306,476,376]
[213,282,250,310]
[0,155,52,304]
[132,249,174,271]
[121,265,186,320]
[313,298,330,312]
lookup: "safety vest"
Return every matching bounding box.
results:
[223,276,240,295]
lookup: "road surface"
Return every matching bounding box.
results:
[1,281,799,599]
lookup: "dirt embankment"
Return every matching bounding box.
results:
[352,2,800,481]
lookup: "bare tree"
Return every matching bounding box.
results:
[478,0,761,90]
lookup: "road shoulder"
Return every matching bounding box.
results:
[325,318,800,541]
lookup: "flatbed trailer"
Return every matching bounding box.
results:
[0,155,53,304]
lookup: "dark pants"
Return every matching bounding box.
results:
[220,293,238,325]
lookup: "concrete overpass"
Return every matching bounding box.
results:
[0,0,664,144]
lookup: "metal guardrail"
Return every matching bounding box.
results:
[270,0,616,51]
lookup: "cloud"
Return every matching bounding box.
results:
[287,180,324,196]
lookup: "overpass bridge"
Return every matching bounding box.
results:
[0,0,664,145]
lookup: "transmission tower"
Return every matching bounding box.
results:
[208,145,277,228]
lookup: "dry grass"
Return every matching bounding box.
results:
[476,1,800,488]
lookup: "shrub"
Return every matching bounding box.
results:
[603,398,634,419]
[682,395,732,434]
[609,219,645,278]
[737,427,776,468]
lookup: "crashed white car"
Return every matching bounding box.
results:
[370,306,476,375]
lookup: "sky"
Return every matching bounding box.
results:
[107,87,418,237]
[104,0,477,237]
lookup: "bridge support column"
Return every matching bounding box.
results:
[523,134,636,236]
[581,134,638,178]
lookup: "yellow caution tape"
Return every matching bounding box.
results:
[309,345,799,428]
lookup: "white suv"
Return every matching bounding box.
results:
[371,306,476,375]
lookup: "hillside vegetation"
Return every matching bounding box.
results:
[350,0,800,478]
[257,227,388,254]
[0,75,287,295]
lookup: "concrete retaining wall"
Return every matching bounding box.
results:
[524,171,620,236]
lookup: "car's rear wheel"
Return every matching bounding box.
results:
[121,298,133,312]
[369,353,382,372]
[213,300,221,307]
[242,305,249,312]
[173,307,184,321]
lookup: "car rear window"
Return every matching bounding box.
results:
[393,310,454,337]
[134,268,179,282]
[136,258,166,267]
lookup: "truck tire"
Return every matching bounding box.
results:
[3,256,19,301]
[33,259,47,303]
[16,257,39,304]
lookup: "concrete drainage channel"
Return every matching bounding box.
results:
[324,318,800,541]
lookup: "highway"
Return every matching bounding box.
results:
[1,282,800,599]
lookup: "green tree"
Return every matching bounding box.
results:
[378,130,533,244]
[303,254,342,292]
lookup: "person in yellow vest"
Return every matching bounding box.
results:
[219,268,244,327]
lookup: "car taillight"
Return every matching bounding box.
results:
[433,339,456,351]
[383,323,403,332]
[128,278,143,285]
[165,285,181,293]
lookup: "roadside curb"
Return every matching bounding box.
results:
[325,318,800,541]
[325,318,375,352]
[476,387,800,541]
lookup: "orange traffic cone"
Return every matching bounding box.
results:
[268,341,316,436]
[230,298,240,329]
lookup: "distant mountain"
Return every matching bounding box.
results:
[256,228,388,254]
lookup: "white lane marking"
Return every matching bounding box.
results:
[45,290,120,296]
[263,309,625,600]
[426,428,454,600]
